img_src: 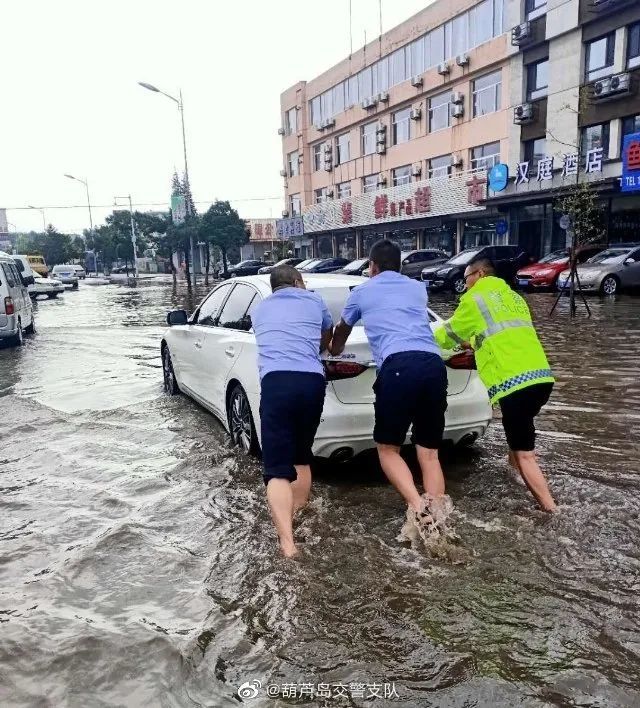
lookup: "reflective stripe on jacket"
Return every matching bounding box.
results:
[433,276,554,404]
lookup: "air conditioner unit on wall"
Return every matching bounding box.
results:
[378,92,390,103]
[513,103,534,124]
[451,92,464,104]
[456,53,470,67]
[593,72,631,101]
[377,173,387,186]
[437,62,450,76]
[376,143,387,155]
[410,107,422,120]
[361,96,378,110]
[411,75,424,88]
[451,154,463,167]
[412,164,422,177]
[277,127,285,136]
[279,169,287,177]
[451,104,464,118]
[511,21,532,46]
[326,189,334,198]
[282,210,289,217]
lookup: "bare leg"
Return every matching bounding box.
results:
[266,478,298,557]
[508,451,519,470]
[377,444,423,511]
[416,445,445,498]
[512,450,557,512]
[291,464,312,513]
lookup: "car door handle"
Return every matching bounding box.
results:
[194,341,202,349]
[225,347,235,358]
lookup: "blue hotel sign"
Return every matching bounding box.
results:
[621,132,640,192]
[488,163,509,192]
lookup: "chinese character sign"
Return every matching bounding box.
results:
[622,132,640,192]
[250,219,278,241]
[275,217,304,238]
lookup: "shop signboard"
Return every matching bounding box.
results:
[248,219,277,241]
[276,217,304,238]
[303,170,486,233]
[621,132,640,193]
[488,164,509,192]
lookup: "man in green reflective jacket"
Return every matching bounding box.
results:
[434,257,557,512]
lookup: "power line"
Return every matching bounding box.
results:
[3,196,284,212]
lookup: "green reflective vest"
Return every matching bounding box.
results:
[433,276,554,404]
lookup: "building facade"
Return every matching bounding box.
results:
[279,0,512,259]
[485,0,640,257]
[279,0,640,261]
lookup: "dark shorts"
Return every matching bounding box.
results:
[373,351,448,449]
[259,371,326,485]
[499,382,553,452]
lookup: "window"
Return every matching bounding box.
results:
[525,0,546,20]
[287,151,299,177]
[392,165,412,186]
[391,49,405,85]
[470,142,501,171]
[359,66,373,100]
[218,285,256,331]
[315,188,328,204]
[362,122,377,156]
[2,263,16,287]
[313,143,323,171]
[473,70,502,117]
[628,22,640,69]
[585,33,615,82]
[471,0,493,47]
[429,25,444,66]
[285,107,298,136]
[333,83,345,114]
[523,137,547,169]
[336,133,350,165]
[198,283,233,326]
[527,59,549,100]
[429,155,451,179]
[338,182,352,199]
[411,37,426,76]
[622,115,640,150]
[581,123,610,160]
[363,175,378,193]
[392,108,411,145]
[429,92,450,132]
[451,13,469,57]
[289,194,301,216]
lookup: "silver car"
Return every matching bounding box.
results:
[51,264,80,288]
[558,245,640,295]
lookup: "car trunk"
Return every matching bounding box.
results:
[326,326,472,404]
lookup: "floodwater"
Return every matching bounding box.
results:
[1,276,640,707]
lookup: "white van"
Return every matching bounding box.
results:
[0,251,35,346]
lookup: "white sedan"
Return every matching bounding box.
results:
[29,272,65,299]
[161,275,492,460]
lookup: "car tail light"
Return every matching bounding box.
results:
[4,297,15,315]
[446,350,476,370]
[324,360,368,380]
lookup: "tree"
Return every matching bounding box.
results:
[199,201,248,277]
[20,226,82,266]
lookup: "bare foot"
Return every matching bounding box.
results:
[279,539,299,558]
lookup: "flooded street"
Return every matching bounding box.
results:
[2,277,640,707]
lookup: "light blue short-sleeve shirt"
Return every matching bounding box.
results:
[340,270,440,368]
[253,287,333,379]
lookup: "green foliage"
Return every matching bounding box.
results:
[19,225,84,266]
[199,201,248,274]
[554,181,606,247]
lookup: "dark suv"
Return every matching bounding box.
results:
[422,245,530,294]
[400,249,451,279]
[223,260,274,279]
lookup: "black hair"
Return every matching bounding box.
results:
[468,257,495,275]
[369,239,401,272]
[270,264,301,291]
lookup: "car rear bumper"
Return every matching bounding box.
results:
[312,376,492,458]
[0,314,19,338]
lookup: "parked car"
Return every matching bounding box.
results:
[30,272,65,299]
[338,258,370,276]
[297,259,322,272]
[71,264,86,279]
[51,264,80,288]
[257,257,303,275]
[557,244,640,295]
[0,250,35,346]
[516,246,605,290]
[222,260,274,279]
[422,245,530,294]
[13,254,49,280]
[400,249,451,279]
[161,274,492,459]
[299,258,350,273]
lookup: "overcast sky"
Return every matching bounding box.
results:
[2,0,433,234]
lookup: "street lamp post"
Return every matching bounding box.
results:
[64,174,96,273]
[138,81,195,288]
[114,195,139,279]
[28,205,47,232]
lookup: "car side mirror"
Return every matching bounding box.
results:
[167,309,188,326]
[624,258,634,266]
[21,275,35,287]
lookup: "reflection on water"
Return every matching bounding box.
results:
[1,278,640,707]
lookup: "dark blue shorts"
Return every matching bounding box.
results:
[259,371,326,485]
[373,351,448,449]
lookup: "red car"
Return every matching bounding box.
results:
[516,246,603,289]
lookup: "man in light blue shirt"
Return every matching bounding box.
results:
[330,239,448,528]
[253,264,333,557]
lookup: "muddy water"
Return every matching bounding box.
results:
[1,278,639,707]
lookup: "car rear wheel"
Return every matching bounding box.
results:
[452,277,466,294]
[227,384,259,456]
[162,346,180,395]
[25,316,36,335]
[47,292,58,299]
[72,282,79,290]
[600,275,619,296]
